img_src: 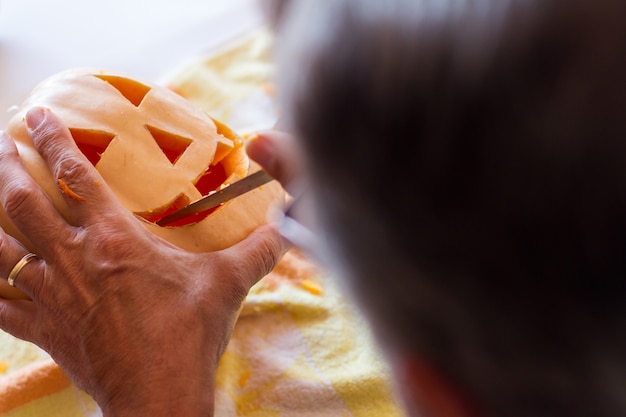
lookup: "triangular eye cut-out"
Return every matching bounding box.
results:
[69,128,115,166]
[145,125,193,164]
[94,75,151,107]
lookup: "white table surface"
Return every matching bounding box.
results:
[0,0,266,127]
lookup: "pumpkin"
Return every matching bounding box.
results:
[0,68,285,299]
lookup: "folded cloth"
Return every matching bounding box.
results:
[0,27,407,417]
[214,249,405,416]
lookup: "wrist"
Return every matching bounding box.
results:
[100,380,215,417]
[97,363,216,417]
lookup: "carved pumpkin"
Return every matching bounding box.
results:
[0,68,284,299]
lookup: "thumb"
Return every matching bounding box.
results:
[246,130,304,194]
[221,224,291,289]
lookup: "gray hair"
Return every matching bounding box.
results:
[275,0,626,416]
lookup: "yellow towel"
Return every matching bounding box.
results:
[0,28,407,417]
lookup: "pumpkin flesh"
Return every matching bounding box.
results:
[0,68,285,299]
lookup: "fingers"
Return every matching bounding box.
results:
[0,228,45,301]
[0,130,73,259]
[246,130,305,195]
[0,298,40,342]
[221,224,289,290]
[25,107,128,226]
[0,227,46,345]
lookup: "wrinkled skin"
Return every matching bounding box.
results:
[0,107,297,416]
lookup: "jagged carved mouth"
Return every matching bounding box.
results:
[134,162,228,227]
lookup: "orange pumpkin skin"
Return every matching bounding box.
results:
[0,69,284,299]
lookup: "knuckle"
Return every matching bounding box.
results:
[89,226,131,253]
[0,303,30,342]
[254,245,282,278]
[229,239,281,290]
[0,142,18,163]
[0,233,11,265]
[83,230,140,274]
[56,156,89,184]
[0,303,7,327]
[29,118,91,186]
[2,180,37,218]
[27,262,48,300]
[251,230,284,276]
[31,118,68,144]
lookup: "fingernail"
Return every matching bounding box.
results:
[25,107,47,132]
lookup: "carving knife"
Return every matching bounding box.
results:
[155,170,274,226]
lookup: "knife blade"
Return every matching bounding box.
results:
[155,170,274,226]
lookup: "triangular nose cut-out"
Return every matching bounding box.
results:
[94,75,151,107]
[69,128,116,166]
[145,125,193,165]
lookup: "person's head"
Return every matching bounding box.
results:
[272,0,626,416]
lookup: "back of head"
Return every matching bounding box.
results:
[275,0,626,416]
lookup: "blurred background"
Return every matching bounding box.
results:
[0,0,265,126]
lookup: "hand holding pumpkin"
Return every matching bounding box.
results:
[0,107,287,416]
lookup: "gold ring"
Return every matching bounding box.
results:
[7,253,38,287]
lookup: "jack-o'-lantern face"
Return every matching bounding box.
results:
[3,68,284,257]
[68,74,252,226]
[12,71,250,227]
[0,69,284,300]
